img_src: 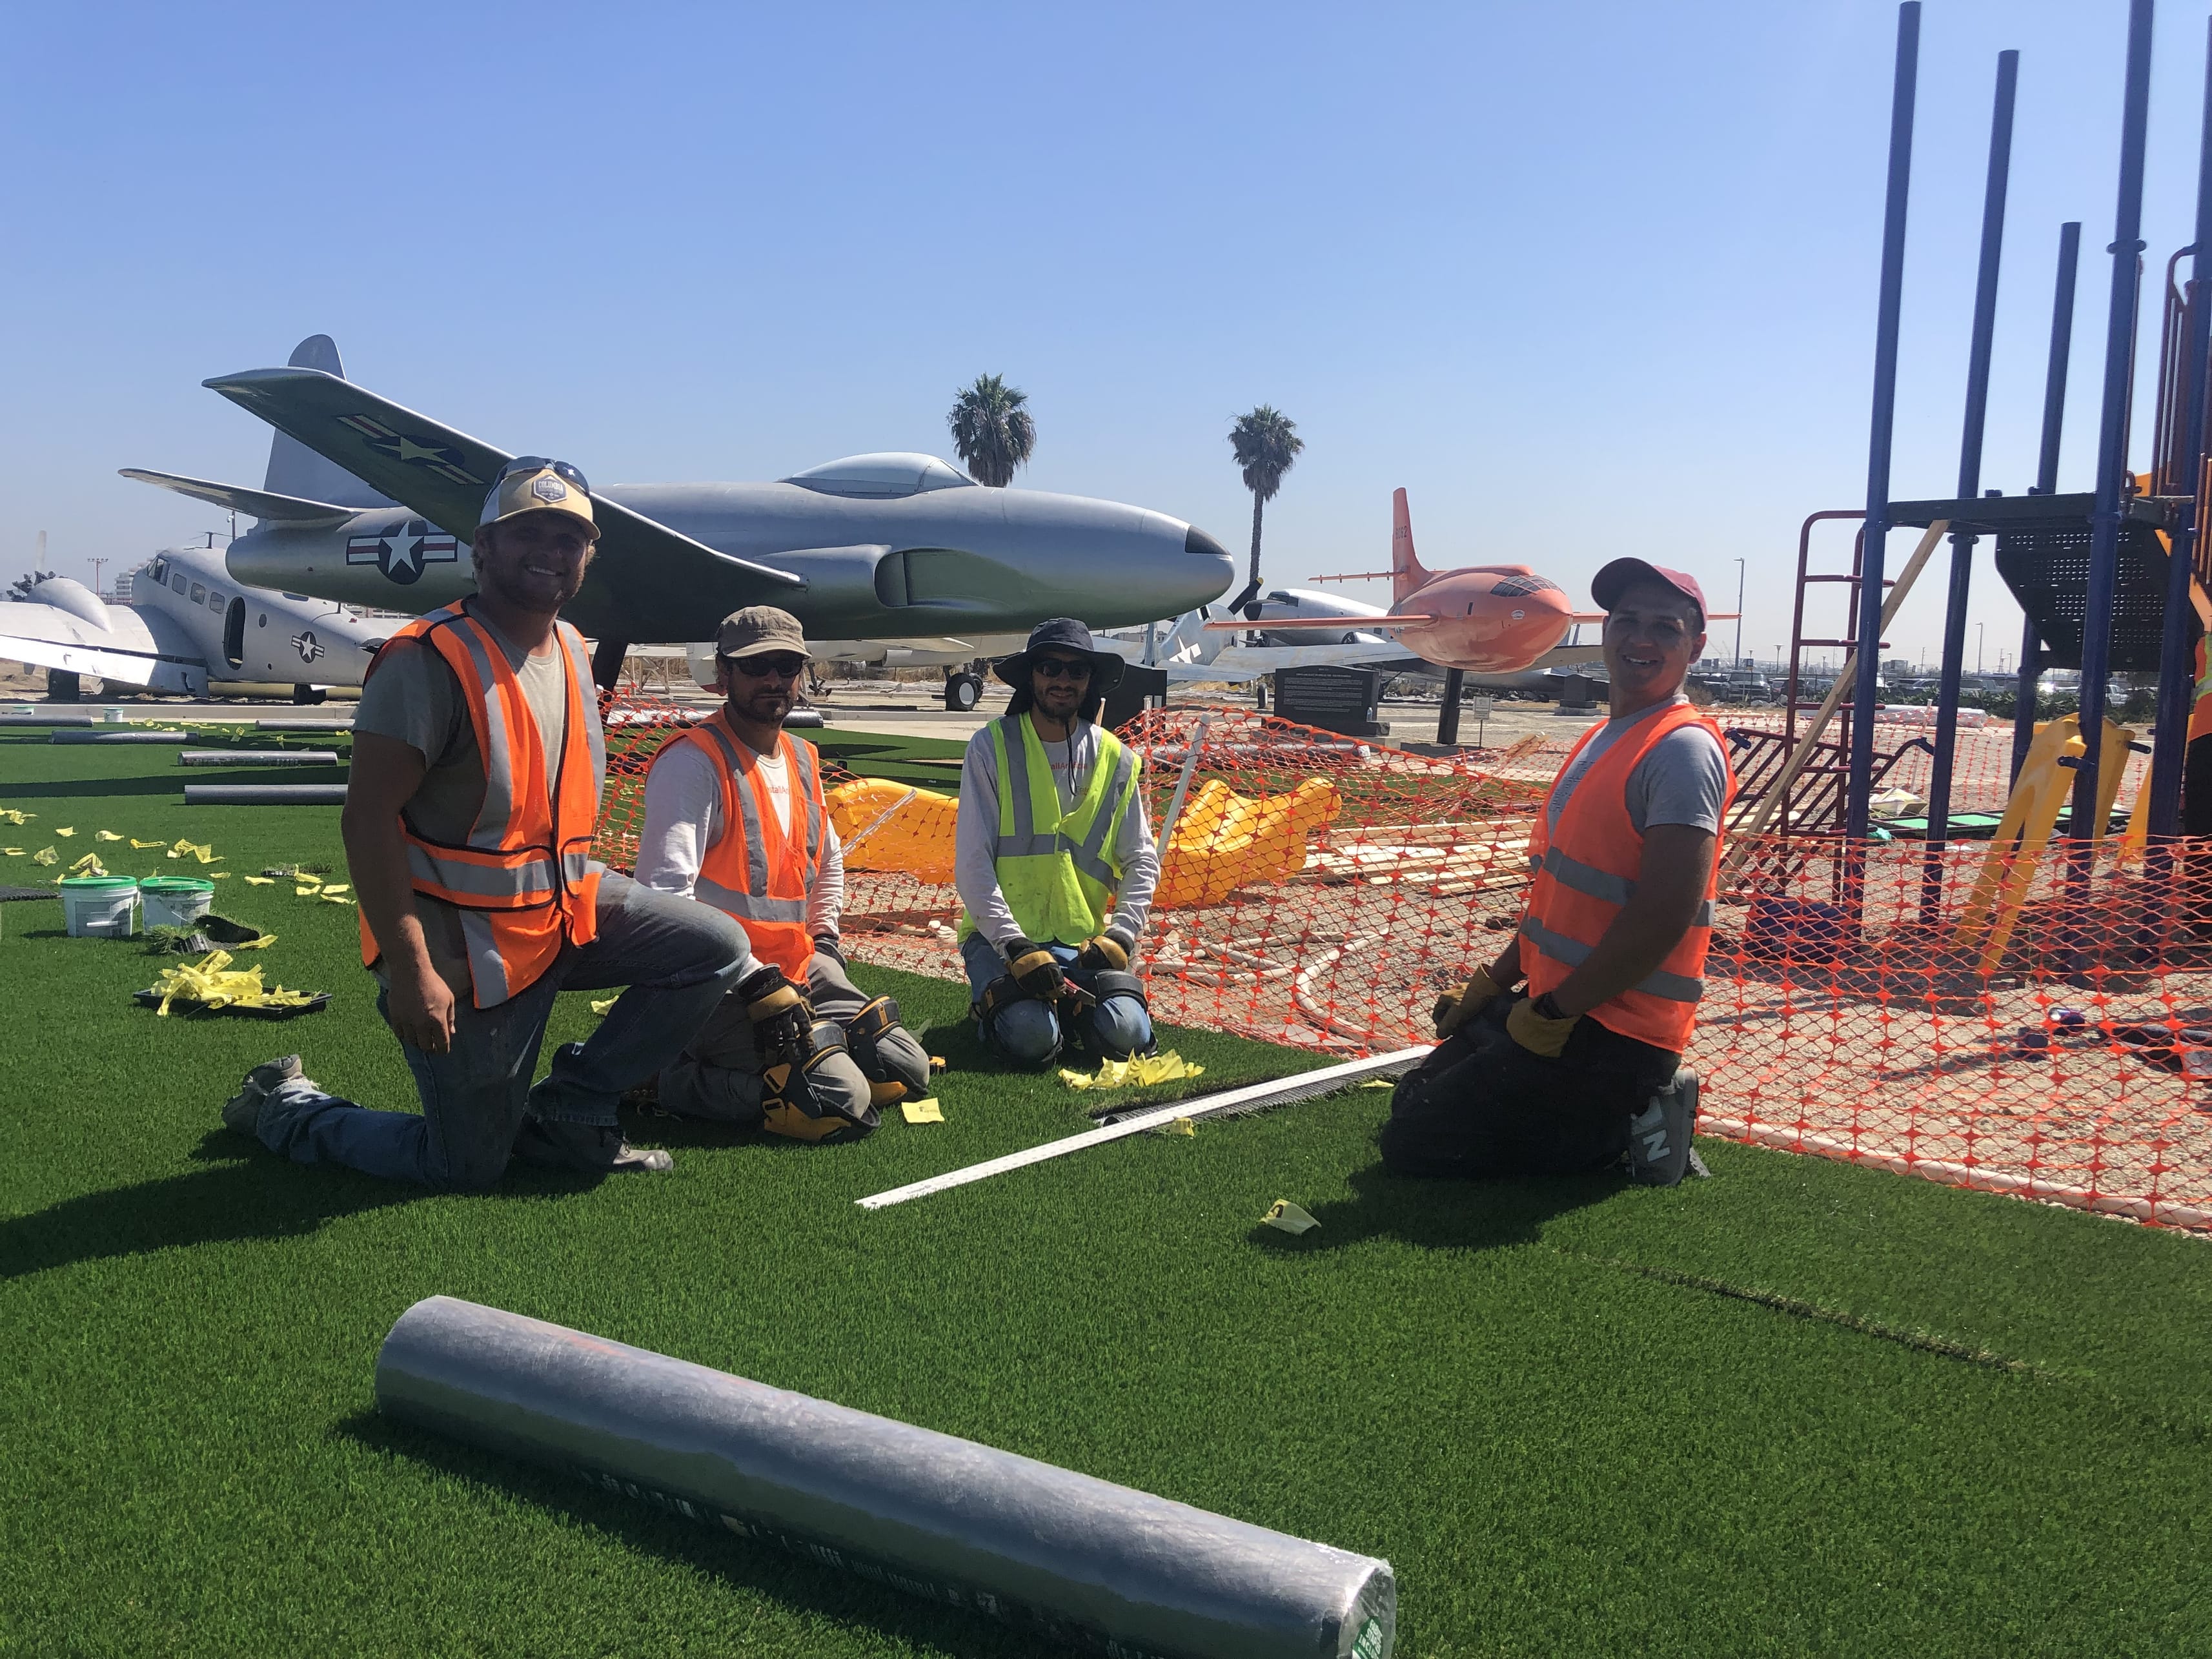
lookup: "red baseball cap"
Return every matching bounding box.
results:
[1590,557,1707,626]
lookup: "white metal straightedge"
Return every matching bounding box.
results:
[856,1046,1430,1211]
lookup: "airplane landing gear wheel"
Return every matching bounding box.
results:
[292,685,327,706]
[944,673,982,712]
[46,670,81,703]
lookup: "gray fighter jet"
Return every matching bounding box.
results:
[123,336,1237,689]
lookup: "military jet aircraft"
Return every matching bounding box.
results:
[0,542,388,700]
[123,336,1237,694]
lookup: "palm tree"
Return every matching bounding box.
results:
[947,374,1037,487]
[1226,406,1303,611]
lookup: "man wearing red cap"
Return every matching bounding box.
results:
[1382,558,1736,1187]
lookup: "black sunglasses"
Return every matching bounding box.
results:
[1033,656,1092,680]
[494,455,592,495]
[727,653,807,680]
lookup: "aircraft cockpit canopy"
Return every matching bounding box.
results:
[783,454,976,499]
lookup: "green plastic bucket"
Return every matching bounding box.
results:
[59,875,138,939]
[140,876,216,931]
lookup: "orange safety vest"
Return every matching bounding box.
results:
[1519,701,1736,1054]
[649,711,825,979]
[358,604,604,1007]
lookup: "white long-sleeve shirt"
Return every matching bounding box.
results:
[954,715,1159,950]
[634,737,844,979]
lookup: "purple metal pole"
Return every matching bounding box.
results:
[2146,16,2212,839]
[2016,223,2084,785]
[1922,50,2018,918]
[1846,1,1922,845]
[2071,0,2156,845]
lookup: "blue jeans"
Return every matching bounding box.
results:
[960,931,1152,1067]
[254,874,747,1189]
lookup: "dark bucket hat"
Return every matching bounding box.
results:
[993,617,1127,693]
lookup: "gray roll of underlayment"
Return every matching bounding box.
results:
[50,728,190,744]
[178,749,341,767]
[376,1297,1395,1659]
[184,783,347,805]
[255,717,353,733]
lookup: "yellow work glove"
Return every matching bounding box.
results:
[1505,993,1579,1059]
[1075,926,1135,972]
[1433,967,1508,1038]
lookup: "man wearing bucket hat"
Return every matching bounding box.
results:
[953,617,1159,1066]
[633,606,933,1142]
[1382,558,1736,1188]
[217,458,750,1188]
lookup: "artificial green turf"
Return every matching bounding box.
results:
[5,729,2211,1657]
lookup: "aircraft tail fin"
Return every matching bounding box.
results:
[260,335,399,511]
[1390,487,1434,605]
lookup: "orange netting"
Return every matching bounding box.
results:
[594,698,2212,1233]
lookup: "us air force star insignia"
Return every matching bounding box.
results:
[530,474,567,503]
[292,630,324,664]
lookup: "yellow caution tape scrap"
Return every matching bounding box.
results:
[130,837,163,850]
[243,875,275,886]
[320,884,350,897]
[1261,1199,1321,1235]
[208,871,229,879]
[94,830,123,842]
[66,853,106,876]
[147,950,319,1017]
[900,1097,944,1125]
[0,808,30,825]
[1058,1051,1206,1091]
[322,894,352,906]
[55,826,74,837]
[169,841,220,863]
[2,848,21,857]
[32,847,58,866]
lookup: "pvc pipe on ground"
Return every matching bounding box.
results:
[183,784,347,805]
[50,729,189,744]
[254,717,354,733]
[376,1296,1395,1659]
[177,749,340,766]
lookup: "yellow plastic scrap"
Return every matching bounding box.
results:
[1058,1051,1206,1090]
[320,884,350,897]
[243,875,275,886]
[55,826,74,837]
[165,839,219,863]
[2,848,21,857]
[1261,1199,1321,1235]
[147,950,318,1017]
[1161,1116,1196,1137]
[32,847,58,866]
[899,1098,945,1125]
[590,997,618,1016]
[94,830,123,842]
[208,871,230,879]
[130,837,163,850]
[0,808,30,825]
[66,853,107,876]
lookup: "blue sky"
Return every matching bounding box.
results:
[4,1,2209,669]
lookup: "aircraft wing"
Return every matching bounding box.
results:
[202,367,802,638]
[117,469,357,528]
[1202,614,1433,631]
[1165,641,1416,683]
[0,602,201,690]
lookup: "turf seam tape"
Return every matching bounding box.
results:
[856,1046,1430,1210]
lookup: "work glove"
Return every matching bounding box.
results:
[1003,936,1067,1001]
[1076,926,1136,973]
[1505,993,1579,1059]
[1433,966,1508,1039]
[738,964,811,1068]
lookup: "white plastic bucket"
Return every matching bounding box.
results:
[59,876,138,938]
[141,877,214,931]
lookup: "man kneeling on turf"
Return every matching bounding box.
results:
[634,607,932,1141]
[954,619,1159,1068]
[219,459,749,1186]
[1381,559,1736,1187]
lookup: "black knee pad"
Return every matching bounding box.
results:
[974,975,1033,1028]
[1088,969,1148,1010]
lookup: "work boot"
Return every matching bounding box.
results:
[221,1053,305,1138]
[1625,1070,1699,1188]
[511,1114,673,1174]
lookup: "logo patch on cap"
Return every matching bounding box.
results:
[530,474,567,504]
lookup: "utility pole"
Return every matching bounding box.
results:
[1976,621,1984,675]
[1733,557,1745,665]
[88,557,106,597]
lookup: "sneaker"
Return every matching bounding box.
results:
[512,1115,674,1174]
[1625,1070,1698,1188]
[221,1053,304,1137]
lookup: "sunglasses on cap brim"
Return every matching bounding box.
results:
[493,455,593,496]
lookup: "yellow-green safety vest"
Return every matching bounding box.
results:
[960,713,1142,944]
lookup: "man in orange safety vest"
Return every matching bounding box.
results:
[216,458,751,1187]
[1381,558,1736,1188]
[635,606,933,1141]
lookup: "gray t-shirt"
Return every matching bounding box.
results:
[1546,695,1728,837]
[353,606,605,987]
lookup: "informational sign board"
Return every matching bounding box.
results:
[1273,666,1385,737]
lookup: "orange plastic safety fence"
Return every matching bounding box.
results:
[593,696,2212,1233]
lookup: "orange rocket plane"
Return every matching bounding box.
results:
[1211,489,1730,675]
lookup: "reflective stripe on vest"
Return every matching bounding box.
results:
[654,712,824,979]
[1518,700,1735,1051]
[356,604,605,1008]
[960,714,1139,944]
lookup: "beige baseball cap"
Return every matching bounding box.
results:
[716,606,812,660]
[478,456,599,540]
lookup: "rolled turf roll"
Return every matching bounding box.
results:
[182,784,347,804]
[178,749,341,766]
[376,1296,1395,1659]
